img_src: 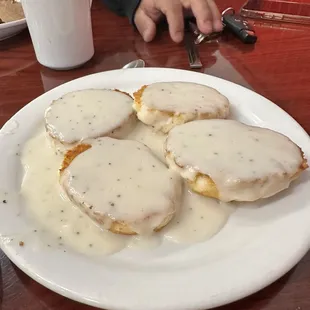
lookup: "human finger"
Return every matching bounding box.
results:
[206,0,223,32]
[159,0,184,43]
[134,7,157,42]
[190,0,213,34]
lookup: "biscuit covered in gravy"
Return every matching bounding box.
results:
[45,89,136,152]
[165,119,308,202]
[133,82,229,133]
[60,137,181,235]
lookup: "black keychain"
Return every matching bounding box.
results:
[222,7,257,44]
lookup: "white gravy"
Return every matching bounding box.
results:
[165,119,306,202]
[21,129,127,255]
[140,82,229,114]
[20,123,234,256]
[45,89,134,144]
[60,137,181,234]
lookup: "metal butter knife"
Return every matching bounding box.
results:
[184,21,202,69]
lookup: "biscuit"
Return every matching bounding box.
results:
[165,119,308,202]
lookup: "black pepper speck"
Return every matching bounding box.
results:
[2,200,7,204]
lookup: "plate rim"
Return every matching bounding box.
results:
[0,18,26,29]
[1,67,310,310]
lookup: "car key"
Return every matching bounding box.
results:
[222,7,257,44]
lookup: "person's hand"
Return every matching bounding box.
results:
[134,0,223,43]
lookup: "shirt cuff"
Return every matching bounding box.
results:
[123,0,141,25]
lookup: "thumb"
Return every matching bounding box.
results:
[134,8,157,42]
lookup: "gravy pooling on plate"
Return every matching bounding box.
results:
[165,119,308,202]
[20,84,308,255]
[21,123,234,255]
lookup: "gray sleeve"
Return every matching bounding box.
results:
[101,0,141,25]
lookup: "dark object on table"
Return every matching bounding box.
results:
[241,0,310,25]
[222,10,258,44]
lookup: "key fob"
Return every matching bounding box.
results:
[222,13,257,44]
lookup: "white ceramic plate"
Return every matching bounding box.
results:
[0,18,27,41]
[0,68,310,310]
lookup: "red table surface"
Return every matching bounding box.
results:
[0,0,310,309]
